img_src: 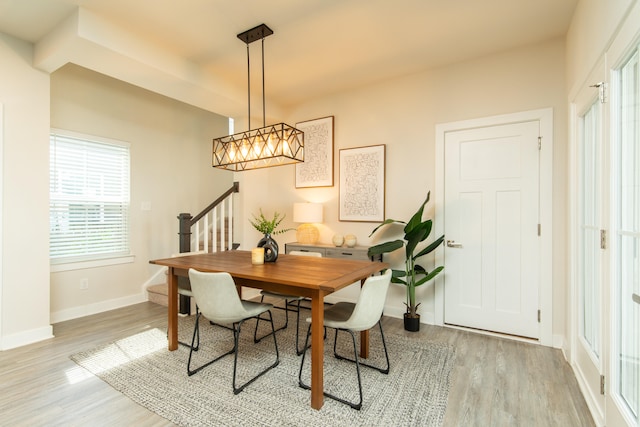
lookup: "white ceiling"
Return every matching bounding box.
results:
[0,0,578,115]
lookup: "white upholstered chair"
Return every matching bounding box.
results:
[298,269,392,410]
[187,269,280,394]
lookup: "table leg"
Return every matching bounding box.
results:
[167,267,178,351]
[360,330,370,358]
[310,290,325,410]
[359,278,370,358]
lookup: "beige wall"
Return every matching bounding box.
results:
[565,0,635,96]
[237,38,569,336]
[49,64,232,322]
[0,33,52,348]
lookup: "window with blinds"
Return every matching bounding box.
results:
[50,130,130,263]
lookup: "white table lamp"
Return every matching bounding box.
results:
[293,202,323,244]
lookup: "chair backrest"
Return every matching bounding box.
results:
[188,269,246,324]
[289,250,322,257]
[344,269,392,331]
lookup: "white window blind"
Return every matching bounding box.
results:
[50,130,130,263]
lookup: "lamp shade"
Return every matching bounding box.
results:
[293,203,323,223]
[293,203,322,244]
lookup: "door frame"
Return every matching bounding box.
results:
[434,108,554,347]
[0,103,3,350]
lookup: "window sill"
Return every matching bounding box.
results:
[50,255,135,272]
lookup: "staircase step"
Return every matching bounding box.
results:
[147,283,168,307]
[147,283,198,313]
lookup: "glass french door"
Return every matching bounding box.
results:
[574,81,607,424]
[612,47,640,426]
[580,99,602,359]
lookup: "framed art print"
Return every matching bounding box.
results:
[339,144,385,222]
[295,116,334,188]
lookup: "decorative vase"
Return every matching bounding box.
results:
[257,234,279,262]
[404,313,420,332]
[332,234,344,247]
[344,234,357,247]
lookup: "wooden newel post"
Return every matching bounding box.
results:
[177,213,193,314]
[178,213,193,253]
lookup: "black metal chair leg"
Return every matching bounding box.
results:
[294,299,304,355]
[234,310,280,394]
[333,321,390,374]
[254,295,290,343]
[298,323,312,388]
[298,325,363,410]
[177,305,200,351]
[187,313,234,376]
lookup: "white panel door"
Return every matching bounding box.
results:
[444,121,540,338]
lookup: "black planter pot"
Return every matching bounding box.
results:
[257,234,279,262]
[404,313,420,332]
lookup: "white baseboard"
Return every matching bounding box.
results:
[50,292,147,324]
[571,362,605,426]
[1,325,54,351]
[553,334,564,350]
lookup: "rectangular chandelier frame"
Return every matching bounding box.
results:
[212,122,304,171]
[211,23,304,171]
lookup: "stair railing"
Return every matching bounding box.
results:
[178,181,239,254]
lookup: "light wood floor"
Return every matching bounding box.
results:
[0,302,594,426]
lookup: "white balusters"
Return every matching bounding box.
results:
[189,192,235,253]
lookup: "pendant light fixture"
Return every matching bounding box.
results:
[212,24,304,171]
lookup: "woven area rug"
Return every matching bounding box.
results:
[71,311,455,426]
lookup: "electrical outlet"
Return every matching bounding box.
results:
[80,278,89,290]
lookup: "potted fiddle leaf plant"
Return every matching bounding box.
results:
[367,192,444,332]
[249,209,294,262]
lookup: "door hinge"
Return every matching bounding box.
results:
[537,310,541,322]
[590,82,607,103]
[600,375,605,395]
[600,229,607,249]
[537,224,541,236]
[538,136,542,150]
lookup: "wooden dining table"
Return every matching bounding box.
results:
[149,250,387,410]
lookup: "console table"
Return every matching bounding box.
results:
[285,242,382,262]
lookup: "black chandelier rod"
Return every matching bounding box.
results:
[246,43,251,131]
[262,37,266,128]
[238,24,273,132]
